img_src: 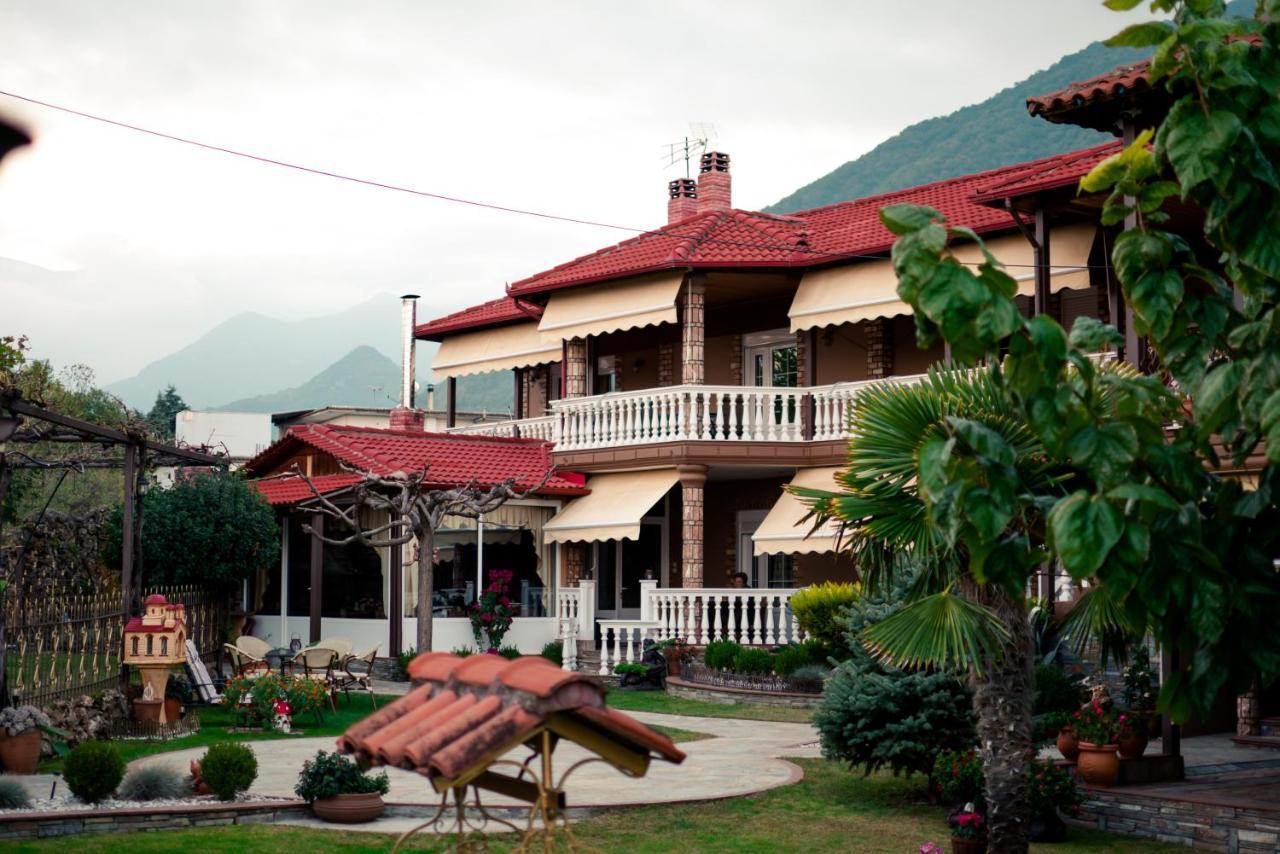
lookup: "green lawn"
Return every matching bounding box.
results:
[7,759,1183,853]
[604,688,814,723]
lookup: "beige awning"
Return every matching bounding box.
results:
[544,469,678,544]
[431,321,562,380]
[789,224,1097,332]
[538,272,685,343]
[752,467,844,556]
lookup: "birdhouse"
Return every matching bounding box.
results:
[123,594,188,666]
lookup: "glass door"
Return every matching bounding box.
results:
[744,331,798,426]
[594,516,667,620]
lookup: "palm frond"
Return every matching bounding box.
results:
[1057,585,1142,669]
[861,589,1010,676]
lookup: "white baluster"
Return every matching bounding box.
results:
[697,595,709,644]
[753,392,766,441]
[599,626,612,675]
[762,594,775,645]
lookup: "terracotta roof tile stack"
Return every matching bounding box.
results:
[338,652,685,785]
[1026,59,1155,120]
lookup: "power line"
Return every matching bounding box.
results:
[0,88,1112,273]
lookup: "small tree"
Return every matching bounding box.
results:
[293,464,549,656]
[145,385,186,443]
[105,470,279,592]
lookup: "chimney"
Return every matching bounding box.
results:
[668,178,698,223]
[697,151,731,213]
[390,293,426,432]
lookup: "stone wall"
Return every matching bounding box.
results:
[666,677,821,709]
[0,801,309,842]
[1073,787,1280,852]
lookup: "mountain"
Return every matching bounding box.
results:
[767,0,1251,214]
[216,345,401,412]
[105,293,434,410]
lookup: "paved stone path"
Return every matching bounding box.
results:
[133,711,821,815]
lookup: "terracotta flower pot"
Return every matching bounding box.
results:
[950,836,987,854]
[0,729,43,774]
[312,792,386,823]
[1118,727,1150,760]
[164,699,182,723]
[133,698,163,723]
[1076,741,1120,787]
[1056,726,1080,762]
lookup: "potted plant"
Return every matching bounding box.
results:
[468,569,516,650]
[948,803,986,854]
[1043,711,1078,762]
[1026,757,1084,842]
[165,674,193,722]
[1119,657,1158,759]
[295,750,390,823]
[1072,703,1122,787]
[0,705,53,773]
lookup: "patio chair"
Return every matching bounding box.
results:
[336,646,379,709]
[185,639,224,705]
[235,635,272,660]
[224,643,268,676]
[292,646,339,713]
[314,636,353,663]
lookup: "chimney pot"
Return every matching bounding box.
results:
[697,151,731,213]
[667,177,698,223]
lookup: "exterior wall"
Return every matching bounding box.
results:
[892,315,945,375]
[1074,787,1280,852]
[253,615,560,655]
[795,552,858,585]
[176,411,272,458]
[704,334,739,386]
[813,323,870,384]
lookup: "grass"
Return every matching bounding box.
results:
[604,688,814,723]
[39,695,399,772]
[649,724,714,744]
[5,758,1185,853]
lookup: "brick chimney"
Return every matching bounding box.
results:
[668,178,698,223]
[390,293,426,432]
[697,151,731,213]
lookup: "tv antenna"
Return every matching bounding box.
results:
[663,123,717,178]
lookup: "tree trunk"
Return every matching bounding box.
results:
[964,577,1035,854]
[415,526,434,655]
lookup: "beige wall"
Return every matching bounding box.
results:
[704,334,740,386]
[892,315,945,375]
[813,323,870,385]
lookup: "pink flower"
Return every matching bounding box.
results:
[481,613,493,623]
[498,596,511,606]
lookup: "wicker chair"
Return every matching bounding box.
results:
[224,643,267,676]
[314,637,353,663]
[235,635,272,660]
[292,647,339,712]
[336,646,379,709]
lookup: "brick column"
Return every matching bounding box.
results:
[563,542,587,586]
[657,341,674,386]
[1237,681,1262,737]
[866,318,895,379]
[678,464,707,589]
[681,276,705,386]
[564,337,588,398]
[795,331,809,387]
[728,334,743,385]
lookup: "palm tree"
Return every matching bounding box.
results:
[795,364,1074,853]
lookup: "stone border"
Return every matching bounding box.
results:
[1072,786,1280,852]
[666,677,821,709]
[0,799,308,842]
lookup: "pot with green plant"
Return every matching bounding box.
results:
[0,705,55,774]
[295,750,390,822]
[1041,711,1078,762]
[1072,703,1123,787]
[165,674,193,722]
[1119,656,1158,759]
[948,803,986,854]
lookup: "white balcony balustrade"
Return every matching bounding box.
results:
[447,415,556,441]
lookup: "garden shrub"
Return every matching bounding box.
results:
[223,673,330,727]
[703,639,742,670]
[118,764,191,801]
[398,646,417,673]
[450,646,475,658]
[1026,756,1083,820]
[540,640,563,667]
[496,645,522,660]
[294,750,389,802]
[813,580,974,778]
[788,582,858,652]
[63,740,125,803]
[200,742,258,801]
[731,647,775,675]
[1033,663,1086,715]
[0,777,32,809]
[788,663,831,681]
[612,662,648,676]
[773,640,829,675]
[932,748,983,804]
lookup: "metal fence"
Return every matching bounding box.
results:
[4,582,226,710]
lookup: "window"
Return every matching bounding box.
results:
[131,637,139,656]
[160,637,168,656]
[146,635,153,656]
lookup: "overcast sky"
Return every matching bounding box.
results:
[0,0,1155,384]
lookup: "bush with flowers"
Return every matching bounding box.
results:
[1026,756,1083,819]
[949,803,985,840]
[223,672,330,729]
[1122,655,1158,713]
[469,569,517,650]
[1072,702,1124,746]
[932,748,983,805]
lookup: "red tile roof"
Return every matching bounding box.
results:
[969,140,1124,205]
[414,296,533,340]
[1026,59,1155,120]
[244,424,589,498]
[251,472,363,506]
[338,652,684,784]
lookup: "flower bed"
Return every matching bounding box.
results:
[681,662,823,695]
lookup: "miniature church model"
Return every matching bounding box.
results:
[123,594,187,722]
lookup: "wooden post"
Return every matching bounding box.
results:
[1033,208,1051,318]
[309,512,323,643]
[121,443,139,613]
[446,377,457,428]
[1161,645,1182,758]
[388,521,403,657]
[1120,118,1142,369]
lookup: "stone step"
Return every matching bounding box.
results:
[1260,717,1280,737]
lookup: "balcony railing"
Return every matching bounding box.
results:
[447,414,556,441]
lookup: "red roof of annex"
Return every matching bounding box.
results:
[244,424,588,505]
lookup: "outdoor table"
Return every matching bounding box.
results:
[265,647,293,674]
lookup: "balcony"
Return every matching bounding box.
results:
[447,376,925,449]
